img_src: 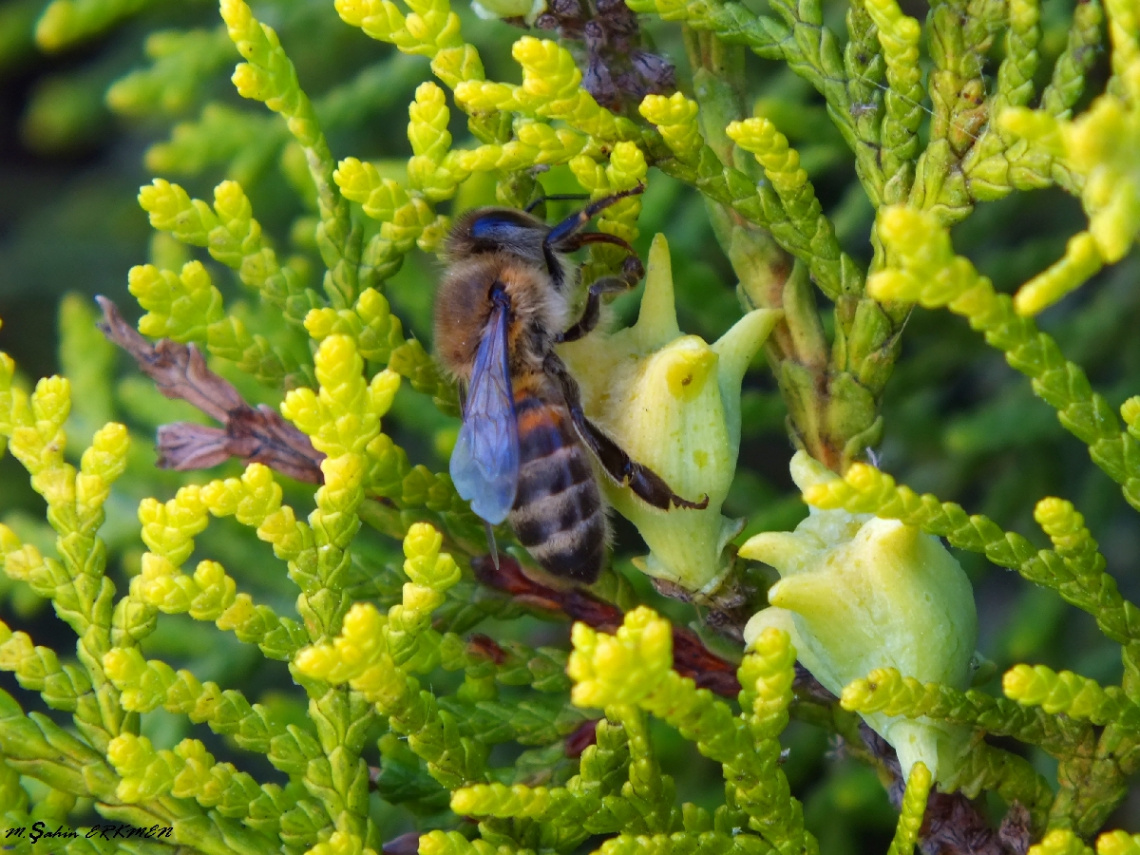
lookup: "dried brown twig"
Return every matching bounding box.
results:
[472,553,742,696]
[96,297,325,483]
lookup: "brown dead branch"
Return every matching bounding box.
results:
[471,553,742,697]
[96,296,325,483]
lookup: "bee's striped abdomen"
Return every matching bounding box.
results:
[509,394,606,582]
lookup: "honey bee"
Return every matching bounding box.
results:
[434,186,708,583]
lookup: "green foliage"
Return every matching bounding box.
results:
[2,0,1140,852]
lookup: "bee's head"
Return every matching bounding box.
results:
[446,207,549,265]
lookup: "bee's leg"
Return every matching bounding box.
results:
[544,184,645,248]
[556,256,643,343]
[555,230,636,257]
[556,240,644,343]
[542,188,645,287]
[544,353,710,511]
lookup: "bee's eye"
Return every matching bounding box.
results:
[469,212,531,243]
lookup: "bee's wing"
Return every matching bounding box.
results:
[450,299,519,524]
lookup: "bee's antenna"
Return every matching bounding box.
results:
[525,193,592,214]
[484,521,500,570]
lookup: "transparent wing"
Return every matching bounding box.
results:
[450,299,519,524]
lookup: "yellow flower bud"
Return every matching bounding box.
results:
[740,451,978,784]
[469,0,546,24]
[560,235,781,593]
